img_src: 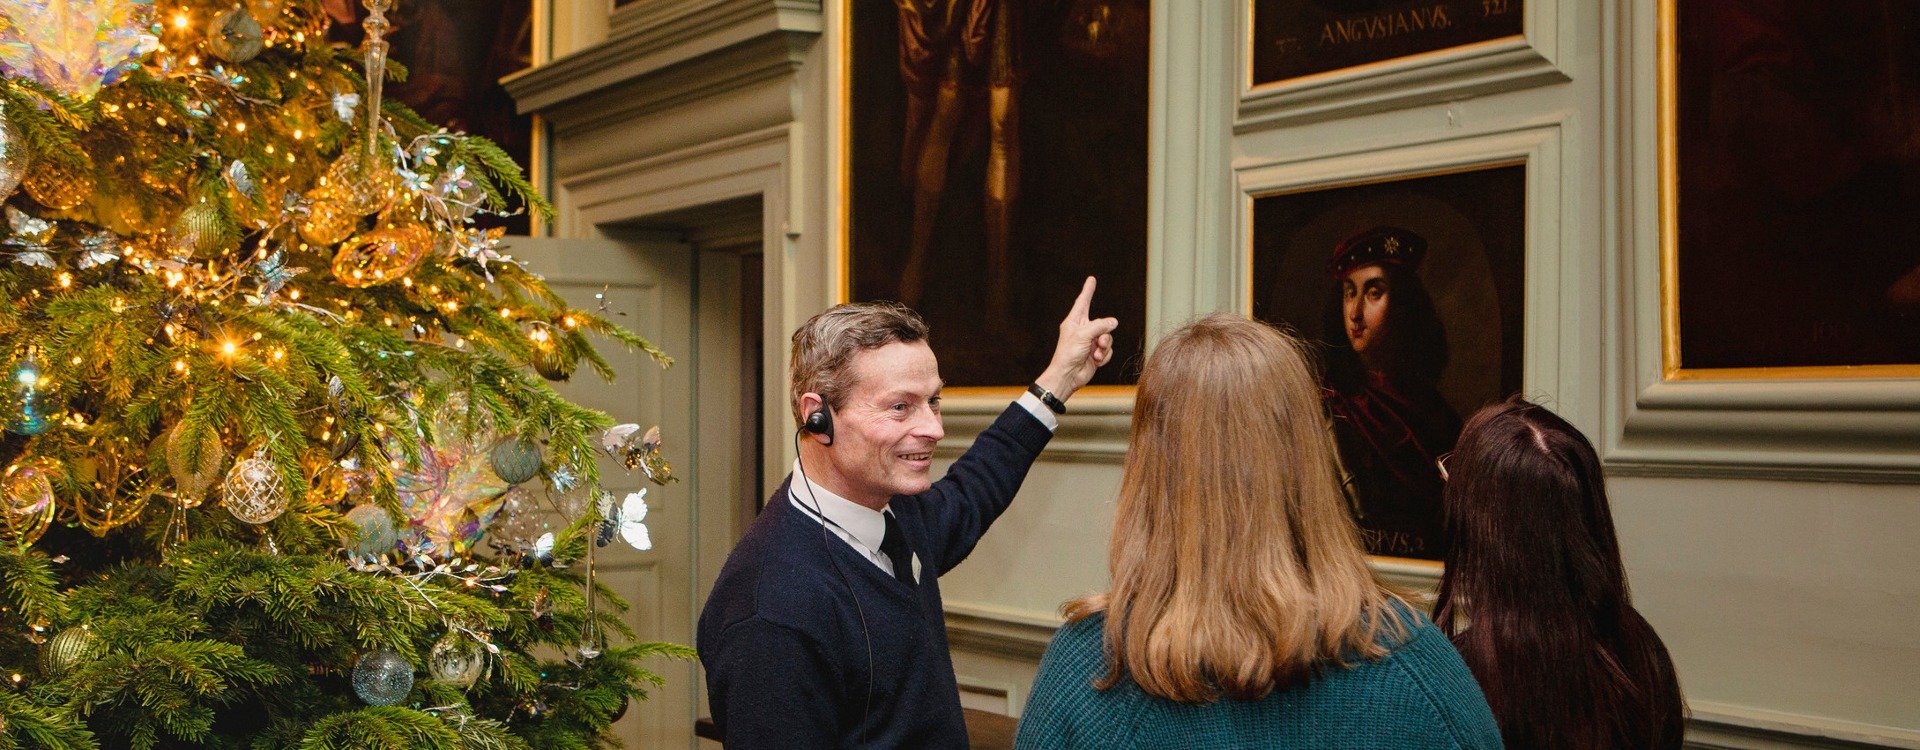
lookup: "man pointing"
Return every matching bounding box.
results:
[699,278,1118,748]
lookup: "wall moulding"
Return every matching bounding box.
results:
[1236,0,1569,131]
[505,0,820,121]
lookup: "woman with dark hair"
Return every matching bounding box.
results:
[1321,225,1460,560]
[1435,398,1685,749]
[1015,314,1500,749]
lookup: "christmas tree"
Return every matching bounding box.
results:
[0,1,690,748]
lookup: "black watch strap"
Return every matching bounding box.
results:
[1027,382,1067,414]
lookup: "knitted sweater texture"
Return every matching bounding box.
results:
[1015,608,1504,749]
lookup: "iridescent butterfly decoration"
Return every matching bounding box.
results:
[593,489,651,551]
[600,423,673,484]
[4,207,55,268]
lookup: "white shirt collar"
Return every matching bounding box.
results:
[788,459,888,554]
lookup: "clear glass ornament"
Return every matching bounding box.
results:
[207,7,264,63]
[351,647,414,706]
[7,355,49,436]
[427,633,485,689]
[298,187,357,247]
[221,447,289,524]
[330,224,431,287]
[0,458,56,548]
[165,422,225,505]
[0,101,26,199]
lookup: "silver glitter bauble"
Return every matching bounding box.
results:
[351,647,414,706]
[344,503,397,557]
[0,102,27,199]
[207,7,265,63]
[221,449,289,525]
[40,626,100,676]
[427,632,485,689]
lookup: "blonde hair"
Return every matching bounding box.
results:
[1067,314,1404,703]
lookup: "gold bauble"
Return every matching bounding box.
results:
[299,187,357,247]
[39,627,100,676]
[530,347,577,382]
[166,423,226,506]
[170,202,232,257]
[24,155,96,211]
[249,0,286,19]
[331,224,431,288]
[0,458,58,549]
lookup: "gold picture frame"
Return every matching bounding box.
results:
[1657,0,1920,381]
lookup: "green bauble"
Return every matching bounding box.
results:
[170,202,231,257]
[40,626,100,676]
[488,438,542,485]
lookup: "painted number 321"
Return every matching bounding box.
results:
[1482,0,1511,15]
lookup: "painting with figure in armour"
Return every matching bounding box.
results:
[1666,0,1920,375]
[1252,165,1526,562]
[847,0,1149,388]
[1252,0,1524,85]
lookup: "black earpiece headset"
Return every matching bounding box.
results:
[803,403,835,444]
[792,399,872,741]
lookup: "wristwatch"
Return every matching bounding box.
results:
[1026,382,1067,415]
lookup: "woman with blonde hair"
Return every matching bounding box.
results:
[1015,314,1501,749]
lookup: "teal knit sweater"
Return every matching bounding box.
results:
[1014,607,1503,749]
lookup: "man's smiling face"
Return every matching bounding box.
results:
[823,340,945,507]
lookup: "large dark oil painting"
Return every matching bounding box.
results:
[1253,165,1526,561]
[1672,1,1920,372]
[849,0,1149,387]
[1252,0,1523,85]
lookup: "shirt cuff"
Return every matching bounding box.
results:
[1016,392,1059,432]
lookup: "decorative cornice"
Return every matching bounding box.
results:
[503,0,822,121]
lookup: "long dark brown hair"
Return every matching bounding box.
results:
[1434,399,1685,749]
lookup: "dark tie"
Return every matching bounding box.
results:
[880,510,916,586]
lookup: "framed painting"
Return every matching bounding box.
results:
[1662,0,1920,379]
[844,0,1150,389]
[1250,0,1524,87]
[1251,164,1526,562]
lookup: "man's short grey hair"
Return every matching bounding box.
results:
[789,302,930,426]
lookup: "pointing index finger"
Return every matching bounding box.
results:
[1070,276,1097,320]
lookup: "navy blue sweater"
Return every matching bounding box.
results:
[698,404,1054,749]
